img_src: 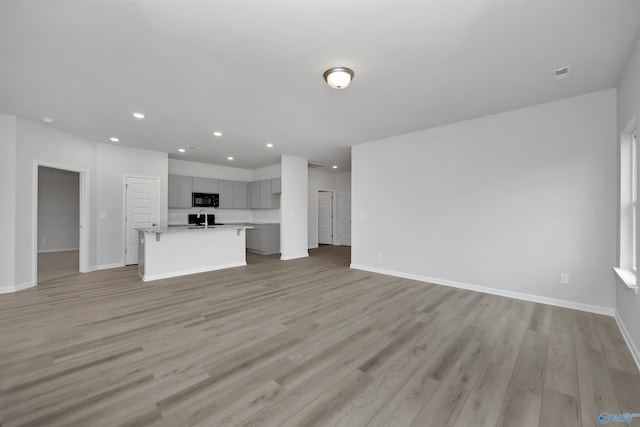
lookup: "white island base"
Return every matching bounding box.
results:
[137,226,250,281]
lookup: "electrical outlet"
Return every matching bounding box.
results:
[560,273,570,285]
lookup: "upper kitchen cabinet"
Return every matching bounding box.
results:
[233,181,248,209]
[168,175,193,208]
[272,178,281,194]
[218,180,234,208]
[192,177,219,194]
[249,181,261,209]
[249,179,280,209]
[260,180,278,208]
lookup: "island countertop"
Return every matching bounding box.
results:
[137,224,254,234]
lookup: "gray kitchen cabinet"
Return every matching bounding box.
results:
[168,175,193,208]
[192,177,219,193]
[249,181,261,209]
[271,178,281,194]
[250,179,280,209]
[246,223,280,255]
[260,180,273,208]
[218,180,234,208]
[233,181,248,208]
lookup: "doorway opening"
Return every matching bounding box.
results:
[37,166,80,283]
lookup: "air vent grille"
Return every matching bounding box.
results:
[308,162,326,169]
[553,66,570,80]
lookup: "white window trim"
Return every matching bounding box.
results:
[617,124,638,294]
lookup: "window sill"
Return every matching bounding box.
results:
[613,267,639,295]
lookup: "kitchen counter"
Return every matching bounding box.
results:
[137,225,251,281]
[140,224,253,234]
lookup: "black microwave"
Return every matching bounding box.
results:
[192,192,219,208]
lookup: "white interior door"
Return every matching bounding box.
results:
[338,190,351,246]
[126,177,159,265]
[318,191,333,245]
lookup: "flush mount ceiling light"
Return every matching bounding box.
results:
[332,165,338,169]
[178,148,186,153]
[42,117,54,123]
[323,67,354,90]
[227,156,234,161]
[109,137,120,142]
[132,112,145,119]
[266,143,274,148]
[213,131,222,137]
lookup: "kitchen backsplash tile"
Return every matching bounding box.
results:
[169,208,280,225]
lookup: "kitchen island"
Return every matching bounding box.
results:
[137,225,253,282]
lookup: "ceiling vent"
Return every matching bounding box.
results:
[553,66,570,80]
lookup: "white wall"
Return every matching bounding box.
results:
[336,172,351,191]
[4,117,170,289]
[38,167,79,252]
[0,114,17,293]
[352,89,617,313]
[281,155,308,260]
[307,170,352,249]
[616,35,640,365]
[96,143,168,268]
[253,164,281,181]
[169,158,281,181]
[169,159,254,181]
[15,118,99,288]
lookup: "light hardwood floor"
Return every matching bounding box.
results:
[37,250,79,283]
[1,246,639,426]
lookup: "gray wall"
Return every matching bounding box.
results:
[0,114,16,291]
[38,166,79,252]
[352,89,617,313]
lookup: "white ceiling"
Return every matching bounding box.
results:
[1,0,639,172]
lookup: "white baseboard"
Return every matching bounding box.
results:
[96,263,125,271]
[0,282,35,294]
[16,282,36,292]
[37,247,79,254]
[614,312,640,373]
[141,262,247,282]
[280,252,309,261]
[0,285,15,294]
[350,264,615,317]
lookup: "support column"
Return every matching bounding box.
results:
[280,155,309,260]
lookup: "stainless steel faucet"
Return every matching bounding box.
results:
[197,209,208,229]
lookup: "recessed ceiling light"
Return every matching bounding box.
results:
[213,131,222,137]
[42,117,54,123]
[178,148,186,153]
[266,143,274,148]
[132,112,145,119]
[332,165,338,169]
[110,137,120,142]
[227,156,234,161]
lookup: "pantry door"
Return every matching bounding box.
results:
[125,176,159,265]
